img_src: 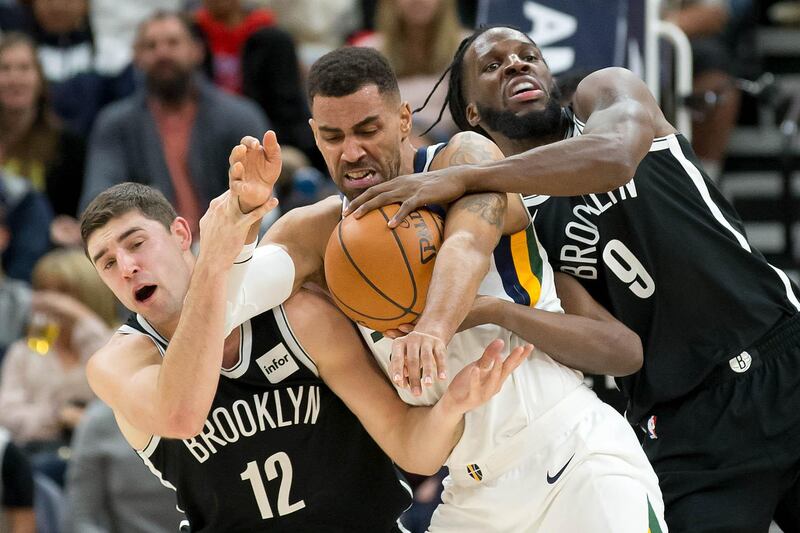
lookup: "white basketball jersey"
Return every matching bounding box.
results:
[355,145,585,477]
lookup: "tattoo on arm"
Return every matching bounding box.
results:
[458,193,506,228]
[447,135,498,166]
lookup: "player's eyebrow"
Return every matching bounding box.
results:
[91,227,144,264]
[318,115,381,133]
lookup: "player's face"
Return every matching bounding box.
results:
[0,43,42,113]
[87,210,193,325]
[310,84,411,201]
[463,28,561,139]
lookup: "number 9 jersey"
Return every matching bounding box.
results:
[528,108,800,425]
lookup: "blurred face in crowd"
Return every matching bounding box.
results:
[86,210,193,326]
[0,42,42,114]
[310,84,411,201]
[462,27,563,140]
[134,16,203,103]
[396,0,443,27]
[32,0,88,35]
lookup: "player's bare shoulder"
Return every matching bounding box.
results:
[86,332,162,397]
[430,131,505,171]
[573,67,675,136]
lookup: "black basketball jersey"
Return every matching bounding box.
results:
[119,308,411,533]
[529,109,800,423]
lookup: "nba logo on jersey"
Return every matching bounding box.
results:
[256,344,300,383]
[647,416,658,440]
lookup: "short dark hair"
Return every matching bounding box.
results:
[80,183,177,253]
[136,10,201,46]
[307,47,400,103]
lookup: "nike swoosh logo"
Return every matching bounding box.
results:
[546,454,575,484]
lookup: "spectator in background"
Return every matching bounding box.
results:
[0,427,36,533]
[351,0,466,142]
[80,11,269,236]
[663,0,741,182]
[252,0,359,67]
[194,0,276,94]
[0,202,31,358]
[0,168,52,283]
[0,32,86,246]
[64,400,183,533]
[0,248,115,485]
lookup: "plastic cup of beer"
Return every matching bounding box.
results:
[26,312,60,355]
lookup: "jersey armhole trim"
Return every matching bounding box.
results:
[273,305,320,376]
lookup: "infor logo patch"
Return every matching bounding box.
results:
[257,344,300,383]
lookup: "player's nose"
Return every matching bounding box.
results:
[504,55,531,76]
[341,136,366,163]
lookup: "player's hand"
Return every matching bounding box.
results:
[228,131,282,214]
[443,339,532,414]
[344,166,468,227]
[382,323,414,339]
[198,191,277,266]
[390,330,447,396]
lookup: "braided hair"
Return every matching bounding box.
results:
[416,25,536,137]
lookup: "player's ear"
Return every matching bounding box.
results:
[171,217,192,251]
[309,118,321,147]
[399,102,412,139]
[466,102,480,128]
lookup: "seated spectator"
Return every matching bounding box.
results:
[194,0,276,94]
[0,32,86,237]
[0,248,116,485]
[351,0,467,142]
[663,0,742,181]
[0,169,52,283]
[63,400,183,533]
[13,0,109,136]
[0,426,36,533]
[0,204,31,357]
[80,11,269,237]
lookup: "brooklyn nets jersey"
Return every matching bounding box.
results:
[119,309,411,532]
[529,108,800,423]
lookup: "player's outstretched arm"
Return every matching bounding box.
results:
[284,289,532,475]
[87,193,272,447]
[345,68,674,218]
[460,273,642,376]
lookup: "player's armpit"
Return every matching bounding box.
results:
[85,334,167,448]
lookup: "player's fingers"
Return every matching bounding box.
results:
[500,344,532,382]
[433,342,447,380]
[229,144,246,165]
[343,184,379,215]
[397,323,414,334]
[388,197,419,228]
[420,341,435,387]
[243,197,278,225]
[390,342,406,388]
[351,191,395,219]
[383,329,406,339]
[240,135,259,148]
[262,130,281,159]
[229,161,244,180]
[404,340,422,396]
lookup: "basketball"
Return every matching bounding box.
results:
[324,204,444,331]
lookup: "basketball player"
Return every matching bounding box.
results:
[228,47,667,532]
[345,26,800,533]
[79,180,532,532]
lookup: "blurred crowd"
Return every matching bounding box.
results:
[0,0,789,531]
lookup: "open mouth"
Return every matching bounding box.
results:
[343,169,379,188]
[507,78,544,103]
[134,285,157,303]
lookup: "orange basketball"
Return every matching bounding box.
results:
[324,204,444,331]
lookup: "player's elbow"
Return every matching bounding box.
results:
[606,327,643,377]
[161,406,208,439]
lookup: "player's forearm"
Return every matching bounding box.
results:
[416,238,490,343]
[157,262,229,436]
[388,401,463,475]
[464,132,638,197]
[487,299,642,376]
